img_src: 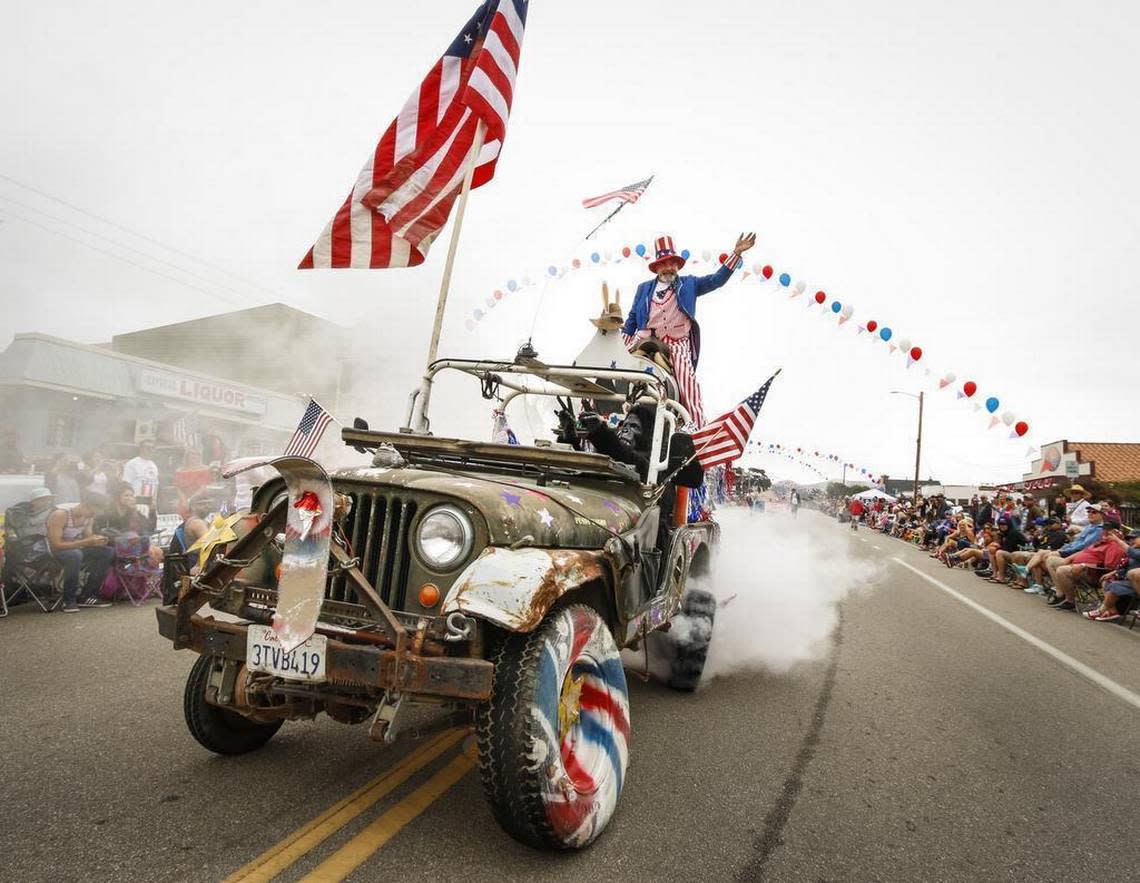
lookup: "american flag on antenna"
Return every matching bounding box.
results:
[691,372,780,470]
[284,399,334,459]
[299,1,528,270]
[582,177,653,209]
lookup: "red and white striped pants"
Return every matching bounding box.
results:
[624,333,705,427]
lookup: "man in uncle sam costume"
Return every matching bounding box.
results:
[622,232,755,426]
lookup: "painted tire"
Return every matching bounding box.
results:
[476,604,630,850]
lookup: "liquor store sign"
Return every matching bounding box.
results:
[137,369,268,416]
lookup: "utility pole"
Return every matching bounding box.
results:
[913,390,924,503]
[891,390,925,503]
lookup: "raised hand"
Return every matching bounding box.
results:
[733,232,756,255]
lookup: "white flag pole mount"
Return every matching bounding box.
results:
[409,120,487,432]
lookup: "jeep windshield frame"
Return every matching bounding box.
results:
[394,358,691,486]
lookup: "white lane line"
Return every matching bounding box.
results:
[892,558,1140,712]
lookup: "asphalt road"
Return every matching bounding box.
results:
[2,512,1138,882]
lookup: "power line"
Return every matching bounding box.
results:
[0,208,254,309]
[0,193,269,306]
[0,171,281,299]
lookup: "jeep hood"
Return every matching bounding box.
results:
[332,465,644,548]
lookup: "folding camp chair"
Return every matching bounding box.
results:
[1072,568,1108,616]
[106,535,163,606]
[1,542,63,613]
[2,502,65,613]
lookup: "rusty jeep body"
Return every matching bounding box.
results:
[160,351,719,850]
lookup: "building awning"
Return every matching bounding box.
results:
[0,334,303,432]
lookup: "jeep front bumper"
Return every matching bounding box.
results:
[155,607,493,701]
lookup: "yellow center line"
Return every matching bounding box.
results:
[299,753,476,882]
[223,728,466,883]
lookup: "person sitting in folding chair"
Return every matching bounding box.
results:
[46,492,115,613]
[1046,515,1129,612]
[1,488,65,614]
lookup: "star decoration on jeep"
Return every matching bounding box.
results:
[186,512,244,571]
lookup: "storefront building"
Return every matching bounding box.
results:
[0,333,304,472]
[997,439,1140,493]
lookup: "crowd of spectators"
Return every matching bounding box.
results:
[2,441,241,614]
[841,485,1140,624]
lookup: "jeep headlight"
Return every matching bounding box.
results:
[416,505,474,570]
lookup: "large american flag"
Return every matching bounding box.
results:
[284,399,334,459]
[581,177,653,209]
[299,1,528,270]
[691,373,779,469]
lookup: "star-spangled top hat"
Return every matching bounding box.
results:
[648,234,686,274]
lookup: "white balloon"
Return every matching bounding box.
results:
[945,372,957,383]
[897,338,911,352]
[794,280,806,294]
[841,304,854,318]
[1002,411,1015,426]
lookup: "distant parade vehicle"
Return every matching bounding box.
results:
[157,335,720,850]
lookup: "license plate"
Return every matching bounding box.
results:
[245,624,328,683]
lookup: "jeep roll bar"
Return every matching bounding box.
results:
[401,358,691,485]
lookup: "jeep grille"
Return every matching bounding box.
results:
[328,490,419,608]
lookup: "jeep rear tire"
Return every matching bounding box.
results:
[667,589,716,691]
[183,655,283,755]
[476,604,630,850]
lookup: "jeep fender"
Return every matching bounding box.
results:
[441,547,609,632]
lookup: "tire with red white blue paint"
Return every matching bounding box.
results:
[476,603,630,850]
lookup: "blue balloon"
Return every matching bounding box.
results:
[474,308,484,320]
[507,279,518,291]
[778,273,791,287]
[985,396,1000,413]
[879,327,892,341]
[590,252,601,263]
[681,249,691,260]
[831,301,842,313]
[547,265,557,276]
[635,243,646,257]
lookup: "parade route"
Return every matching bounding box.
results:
[2,512,1137,883]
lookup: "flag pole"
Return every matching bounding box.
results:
[410,120,487,432]
[584,201,627,241]
[583,174,653,240]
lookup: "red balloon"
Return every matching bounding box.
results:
[909,346,922,361]
[621,246,631,258]
[866,320,878,332]
[1014,421,1029,437]
[814,291,826,304]
[963,381,977,398]
[762,265,773,279]
[572,258,581,268]
[718,252,728,264]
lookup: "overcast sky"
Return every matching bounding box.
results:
[3,0,1138,484]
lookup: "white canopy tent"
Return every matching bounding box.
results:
[852,488,897,502]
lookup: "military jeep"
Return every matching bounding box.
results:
[158,351,718,850]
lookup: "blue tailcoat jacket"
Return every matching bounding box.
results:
[621,263,736,367]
